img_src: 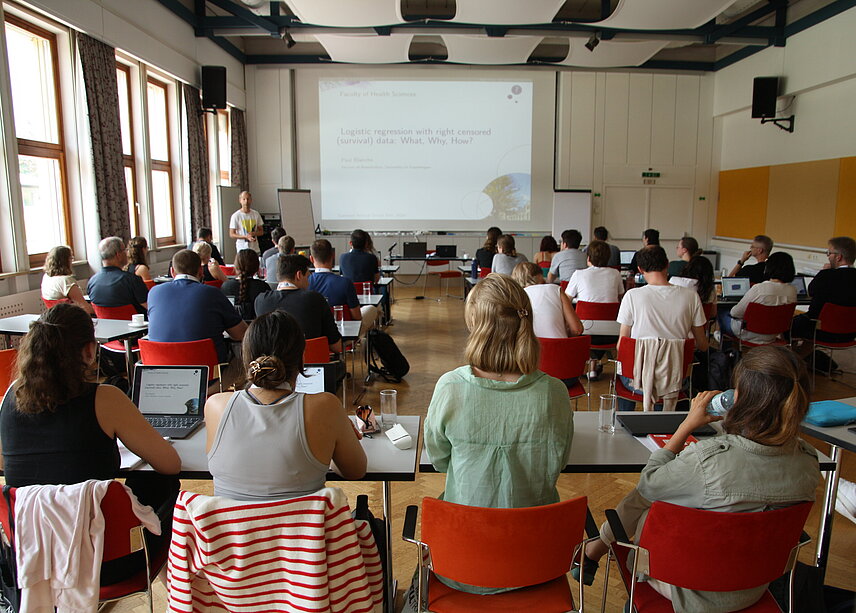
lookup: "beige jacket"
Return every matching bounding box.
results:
[632,337,686,411]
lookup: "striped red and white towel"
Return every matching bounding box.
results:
[167,487,384,613]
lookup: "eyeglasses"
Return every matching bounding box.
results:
[826,250,840,257]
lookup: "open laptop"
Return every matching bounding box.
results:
[403,242,427,258]
[296,363,340,394]
[720,277,751,299]
[791,276,810,298]
[620,250,635,267]
[435,245,457,258]
[132,365,208,438]
[617,413,716,436]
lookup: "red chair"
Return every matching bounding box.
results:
[204,279,224,289]
[559,280,569,293]
[219,265,236,276]
[304,337,330,364]
[538,336,591,408]
[91,304,141,372]
[0,348,16,398]
[812,303,856,383]
[723,302,796,352]
[605,501,813,613]
[138,338,225,392]
[423,259,463,299]
[574,301,621,353]
[0,481,166,612]
[477,266,491,278]
[538,260,551,277]
[403,496,597,613]
[42,297,71,309]
[610,337,695,409]
[143,279,156,291]
[353,281,373,295]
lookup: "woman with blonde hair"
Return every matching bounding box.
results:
[424,273,574,594]
[125,236,152,281]
[512,262,582,338]
[193,240,227,283]
[574,345,820,612]
[40,245,94,314]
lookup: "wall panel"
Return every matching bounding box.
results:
[603,73,630,165]
[716,166,769,239]
[835,157,856,237]
[650,74,676,166]
[627,74,653,165]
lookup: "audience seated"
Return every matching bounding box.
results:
[261,226,286,265]
[668,236,700,278]
[490,234,528,276]
[41,245,93,314]
[719,252,796,345]
[191,227,224,266]
[0,303,180,583]
[339,229,379,284]
[424,273,575,594]
[147,250,246,364]
[364,231,382,265]
[125,236,152,282]
[591,226,621,267]
[577,346,820,613]
[565,240,625,304]
[474,226,502,270]
[309,239,378,336]
[86,236,149,314]
[533,235,560,266]
[221,249,270,320]
[192,240,226,283]
[255,255,343,353]
[205,310,366,501]
[547,229,587,283]
[792,235,856,349]
[626,229,660,287]
[670,254,715,304]
[512,262,581,338]
[264,235,295,283]
[729,234,773,285]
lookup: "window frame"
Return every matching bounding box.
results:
[217,108,230,186]
[145,75,176,247]
[116,62,139,236]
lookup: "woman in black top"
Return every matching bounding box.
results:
[222,249,270,320]
[474,226,502,270]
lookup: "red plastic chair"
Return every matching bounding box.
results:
[204,279,224,289]
[606,501,813,613]
[0,481,166,612]
[42,297,71,309]
[538,336,591,408]
[403,496,596,613]
[0,348,16,398]
[353,281,373,295]
[219,265,236,276]
[423,259,463,299]
[138,338,225,391]
[723,302,796,352]
[574,301,621,352]
[611,337,695,409]
[143,279,156,291]
[91,304,141,362]
[477,266,491,278]
[559,280,569,293]
[813,303,856,383]
[304,337,331,364]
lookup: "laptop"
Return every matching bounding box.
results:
[720,277,751,299]
[791,276,809,298]
[435,245,457,258]
[617,413,716,437]
[296,363,339,394]
[132,365,209,438]
[403,242,427,258]
[620,250,635,267]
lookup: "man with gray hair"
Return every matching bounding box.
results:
[86,236,149,313]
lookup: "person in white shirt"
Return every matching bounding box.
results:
[565,241,624,304]
[511,262,581,339]
[229,191,264,252]
[718,252,797,345]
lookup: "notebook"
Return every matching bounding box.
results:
[132,365,209,439]
[720,277,751,299]
[296,363,339,394]
[434,245,457,258]
[403,242,427,258]
[618,413,716,436]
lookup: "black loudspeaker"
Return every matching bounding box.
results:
[751,77,779,118]
[201,66,226,109]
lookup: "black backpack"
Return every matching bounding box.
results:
[368,329,409,383]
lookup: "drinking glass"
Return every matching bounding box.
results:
[599,394,616,434]
[362,282,371,299]
[380,389,398,431]
[333,305,344,329]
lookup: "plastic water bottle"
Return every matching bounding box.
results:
[471,258,478,280]
[707,389,735,416]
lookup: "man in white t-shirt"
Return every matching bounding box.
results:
[565,240,624,304]
[616,246,708,409]
[229,191,264,252]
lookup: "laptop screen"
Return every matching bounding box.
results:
[721,277,750,297]
[403,242,427,258]
[620,250,634,265]
[791,276,808,296]
[296,364,338,394]
[132,365,208,416]
[435,245,456,258]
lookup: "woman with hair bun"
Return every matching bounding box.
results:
[206,310,366,500]
[126,236,152,281]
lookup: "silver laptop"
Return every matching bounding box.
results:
[296,363,339,394]
[620,250,635,266]
[721,277,751,299]
[132,365,208,439]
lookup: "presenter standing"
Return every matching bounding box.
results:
[229,191,264,252]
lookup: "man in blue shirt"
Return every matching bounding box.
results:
[147,250,246,364]
[339,229,379,284]
[87,236,149,314]
[309,239,378,336]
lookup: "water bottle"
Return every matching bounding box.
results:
[707,389,735,416]
[471,258,478,280]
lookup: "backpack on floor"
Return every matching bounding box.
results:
[368,329,409,383]
[707,350,736,391]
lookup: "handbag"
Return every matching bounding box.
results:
[804,400,856,427]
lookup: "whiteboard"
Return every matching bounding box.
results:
[552,190,592,242]
[277,189,316,247]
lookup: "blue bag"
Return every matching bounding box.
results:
[804,400,856,427]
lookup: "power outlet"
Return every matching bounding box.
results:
[807,253,821,262]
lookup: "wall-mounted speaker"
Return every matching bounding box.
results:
[751,76,779,118]
[201,66,227,109]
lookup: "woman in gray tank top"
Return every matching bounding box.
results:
[205,310,366,501]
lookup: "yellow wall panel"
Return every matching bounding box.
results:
[716,167,770,239]
[766,159,839,249]
[834,156,856,237]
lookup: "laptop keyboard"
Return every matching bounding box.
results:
[145,416,199,429]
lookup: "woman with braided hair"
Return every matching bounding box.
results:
[221,249,270,320]
[205,310,366,500]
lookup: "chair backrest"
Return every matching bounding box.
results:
[101,481,146,562]
[574,301,620,321]
[426,259,450,269]
[92,304,139,321]
[204,279,224,289]
[42,297,71,309]
[138,338,220,381]
[0,348,17,397]
[639,500,812,591]
[538,336,591,380]
[219,265,236,276]
[478,266,491,278]
[143,279,156,290]
[743,302,796,336]
[537,260,551,268]
[353,282,373,295]
[818,303,856,335]
[330,305,354,321]
[421,496,588,589]
[616,337,695,379]
[304,337,330,364]
[559,280,569,292]
[701,301,716,321]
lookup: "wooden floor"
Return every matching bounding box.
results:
[108,281,856,612]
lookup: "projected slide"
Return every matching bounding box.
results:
[318,79,533,222]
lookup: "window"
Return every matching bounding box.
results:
[4,14,70,265]
[146,77,175,245]
[116,63,138,236]
[217,109,230,186]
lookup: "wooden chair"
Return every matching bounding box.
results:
[538,336,592,409]
[138,338,226,392]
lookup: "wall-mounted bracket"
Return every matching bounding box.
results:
[761,115,795,132]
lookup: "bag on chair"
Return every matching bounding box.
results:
[368,330,409,383]
[352,495,387,591]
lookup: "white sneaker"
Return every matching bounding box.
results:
[713,330,721,343]
[836,478,856,524]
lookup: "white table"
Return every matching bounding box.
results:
[357,294,385,307]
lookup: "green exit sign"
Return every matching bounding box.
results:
[641,171,661,178]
